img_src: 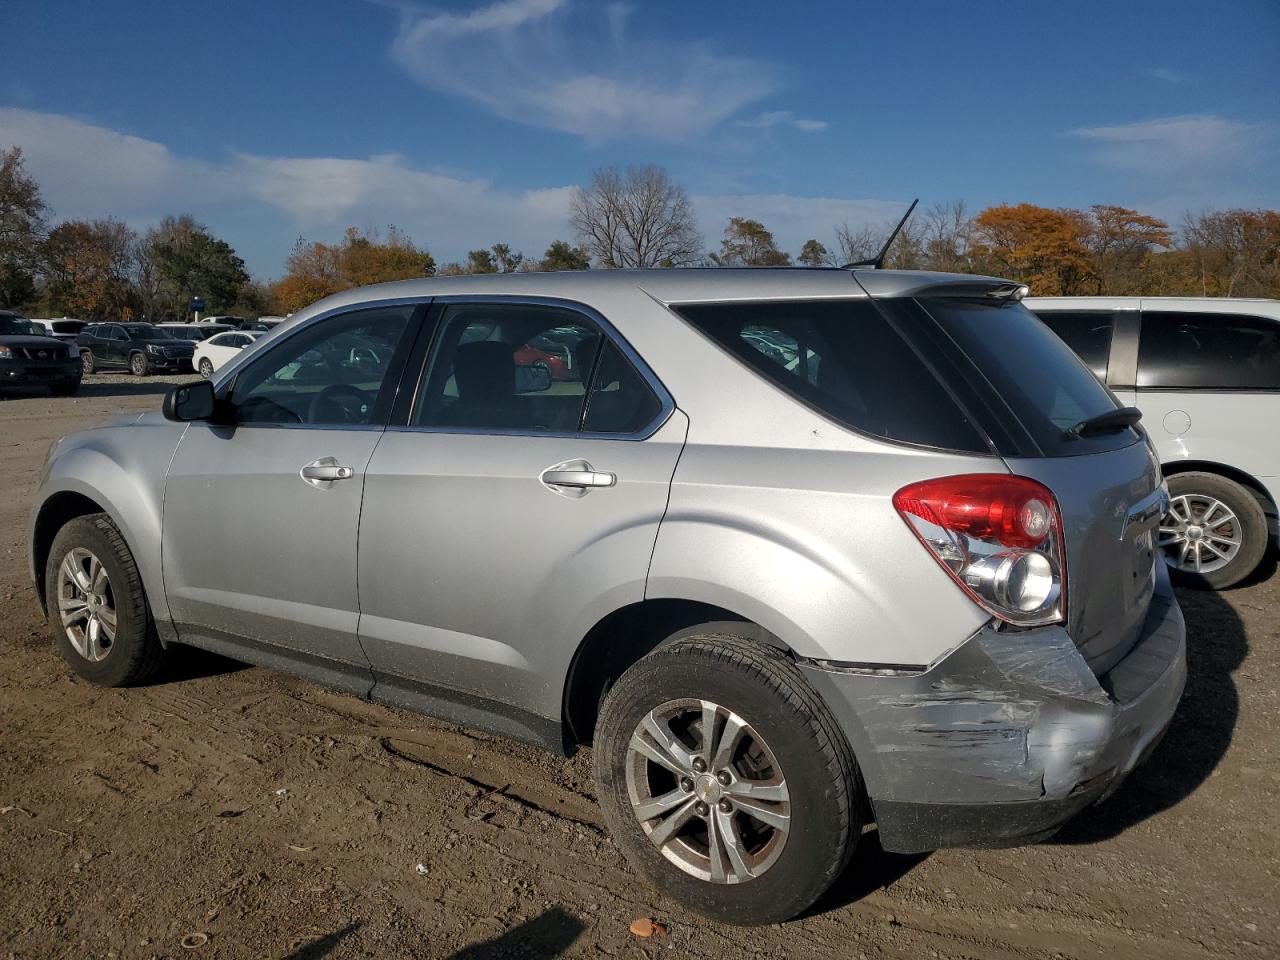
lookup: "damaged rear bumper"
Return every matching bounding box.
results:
[800,565,1186,854]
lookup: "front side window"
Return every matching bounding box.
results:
[1033,310,1113,379]
[229,304,416,425]
[675,298,990,452]
[1138,311,1280,390]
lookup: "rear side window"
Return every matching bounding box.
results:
[674,299,989,453]
[914,298,1135,456]
[1138,311,1280,390]
[1033,311,1113,379]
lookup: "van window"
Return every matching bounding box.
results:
[1033,311,1113,379]
[1139,311,1280,390]
[674,299,990,453]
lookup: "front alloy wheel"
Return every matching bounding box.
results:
[57,547,117,661]
[627,699,790,884]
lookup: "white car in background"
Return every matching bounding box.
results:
[1026,295,1280,588]
[193,330,260,378]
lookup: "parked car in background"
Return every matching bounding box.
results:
[193,330,260,378]
[29,318,87,345]
[198,315,246,328]
[76,322,195,377]
[1027,296,1280,589]
[0,310,82,395]
[158,322,234,342]
[31,269,1186,924]
[244,316,286,332]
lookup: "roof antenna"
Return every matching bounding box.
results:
[842,198,918,270]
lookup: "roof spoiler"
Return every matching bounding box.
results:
[841,199,918,270]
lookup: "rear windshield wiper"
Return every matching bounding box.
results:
[1062,406,1142,440]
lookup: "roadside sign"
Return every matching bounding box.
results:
[190,297,206,312]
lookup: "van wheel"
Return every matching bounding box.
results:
[593,635,860,925]
[129,352,150,377]
[1161,472,1267,589]
[80,351,95,375]
[44,514,166,686]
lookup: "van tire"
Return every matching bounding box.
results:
[1163,472,1267,589]
[593,634,860,925]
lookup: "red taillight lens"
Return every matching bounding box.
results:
[894,474,1066,626]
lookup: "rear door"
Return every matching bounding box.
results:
[356,299,685,724]
[905,297,1163,674]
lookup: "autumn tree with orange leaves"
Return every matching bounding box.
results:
[970,204,1092,295]
[272,225,436,313]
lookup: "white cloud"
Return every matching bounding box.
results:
[389,0,780,141]
[1145,67,1184,84]
[737,110,829,133]
[1070,114,1273,174]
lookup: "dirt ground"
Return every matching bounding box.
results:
[1,374,1278,960]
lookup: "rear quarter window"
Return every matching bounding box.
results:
[1031,310,1113,379]
[673,299,990,453]
[1138,311,1280,390]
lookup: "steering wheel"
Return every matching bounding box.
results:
[308,383,372,424]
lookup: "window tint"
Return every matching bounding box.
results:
[675,299,989,452]
[414,303,603,433]
[1033,310,1113,379]
[230,305,415,425]
[915,298,1135,456]
[582,340,663,434]
[1138,311,1280,390]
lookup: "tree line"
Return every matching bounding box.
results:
[2,147,1277,320]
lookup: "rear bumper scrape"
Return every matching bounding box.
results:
[800,564,1186,854]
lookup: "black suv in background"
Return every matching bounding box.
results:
[0,311,82,396]
[77,323,195,376]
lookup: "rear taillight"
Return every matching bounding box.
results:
[893,474,1066,626]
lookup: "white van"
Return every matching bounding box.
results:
[1027,296,1279,588]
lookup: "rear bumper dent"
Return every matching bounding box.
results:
[801,565,1186,854]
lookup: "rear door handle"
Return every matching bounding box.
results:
[300,457,355,487]
[541,469,616,488]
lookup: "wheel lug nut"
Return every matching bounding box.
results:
[680,778,694,792]
[718,799,732,814]
[716,771,731,786]
[692,758,707,774]
[694,801,709,817]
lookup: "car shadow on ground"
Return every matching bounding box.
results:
[75,379,190,399]
[804,830,928,918]
[141,644,252,687]
[281,921,362,959]
[1052,583,1245,844]
[446,907,585,958]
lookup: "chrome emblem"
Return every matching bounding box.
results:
[37,350,48,359]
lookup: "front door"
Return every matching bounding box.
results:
[357,300,686,726]
[162,302,423,687]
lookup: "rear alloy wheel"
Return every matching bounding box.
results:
[80,351,96,375]
[594,635,860,925]
[1160,472,1268,589]
[45,513,165,686]
[199,357,215,379]
[129,352,150,377]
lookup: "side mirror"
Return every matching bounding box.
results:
[163,379,215,422]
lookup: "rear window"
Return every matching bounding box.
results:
[1032,310,1113,379]
[673,299,990,453]
[913,298,1136,456]
[1139,311,1280,390]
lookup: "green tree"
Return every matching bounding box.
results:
[139,215,250,320]
[0,146,48,309]
[797,239,830,267]
[710,217,792,266]
[466,248,498,274]
[538,240,591,271]
[490,243,524,273]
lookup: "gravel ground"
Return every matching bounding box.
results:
[1,375,1277,959]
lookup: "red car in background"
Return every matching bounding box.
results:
[514,327,595,380]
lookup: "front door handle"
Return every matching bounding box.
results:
[541,469,616,488]
[300,457,355,487]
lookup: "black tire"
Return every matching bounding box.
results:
[129,351,150,377]
[593,634,860,925]
[80,350,96,375]
[48,379,81,396]
[1164,472,1268,590]
[199,357,214,379]
[44,513,165,686]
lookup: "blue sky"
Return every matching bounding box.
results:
[3,0,1277,277]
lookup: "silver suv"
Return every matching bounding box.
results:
[30,269,1187,924]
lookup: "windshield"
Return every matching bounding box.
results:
[911,298,1137,456]
[0,317,48,337]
